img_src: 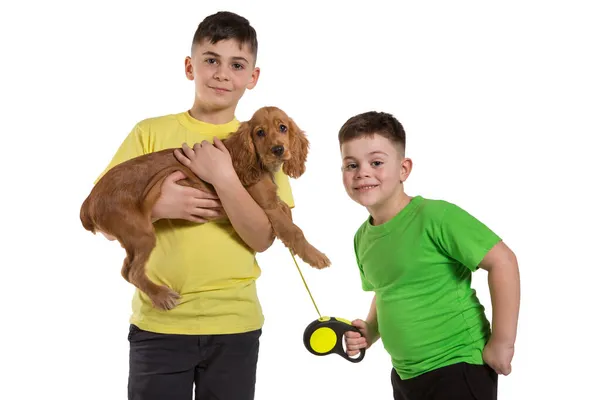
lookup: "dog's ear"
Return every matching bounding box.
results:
[228,121,262,185]
[282,117,309,179]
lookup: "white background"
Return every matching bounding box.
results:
[1,0,599,399]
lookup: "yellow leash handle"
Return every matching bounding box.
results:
[289,249,366,363]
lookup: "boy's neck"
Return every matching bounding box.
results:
[188,103,236,125]
[368,190,412,226]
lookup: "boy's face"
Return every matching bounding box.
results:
[341,134,412,211]
[185,39,259,112]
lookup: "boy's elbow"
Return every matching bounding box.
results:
[254,236,275,253]
[252,226,276,253]
[255,245,271,253]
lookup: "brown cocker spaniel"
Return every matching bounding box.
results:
[80,106,330,310]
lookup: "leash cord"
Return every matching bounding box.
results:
[289,249,322,318]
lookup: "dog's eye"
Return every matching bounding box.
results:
[279,124,287,133]
[257,129,265,137]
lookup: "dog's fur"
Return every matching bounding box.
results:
[80,106,330,310]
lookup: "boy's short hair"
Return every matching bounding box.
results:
[192,11,258,60]
[338,111,406,152]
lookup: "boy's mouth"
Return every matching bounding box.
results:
[354,184,379,192]
[209,86,232,93]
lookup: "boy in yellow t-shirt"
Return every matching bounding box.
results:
[94,11,293,400]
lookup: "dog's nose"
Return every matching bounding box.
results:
[271,145,284,157]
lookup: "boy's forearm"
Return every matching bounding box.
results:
[213,176,274,253]
[366,295,381,341]
[488,253,521,345]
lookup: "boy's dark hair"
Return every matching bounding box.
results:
[338,111,406,151]
[192,11,258,60]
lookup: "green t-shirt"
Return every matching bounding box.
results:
[353,195,501,379]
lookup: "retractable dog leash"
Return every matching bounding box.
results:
[289,249,366,363]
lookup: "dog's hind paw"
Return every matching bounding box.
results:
[150,286,181,310]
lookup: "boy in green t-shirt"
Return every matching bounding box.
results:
[340,111,520,399]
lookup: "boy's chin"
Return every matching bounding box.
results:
[197,93,240,110]
[352,194,380,208]
[206,98,236,110]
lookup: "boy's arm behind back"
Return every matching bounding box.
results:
[479,240,520,376]
[434,201,520,375]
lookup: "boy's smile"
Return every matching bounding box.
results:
[210,87,232,94]
[341,135,412,224]
[354,184,380,192]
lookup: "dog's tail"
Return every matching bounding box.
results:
[80,196,96,233]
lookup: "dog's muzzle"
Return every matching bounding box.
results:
[271,145,285,157]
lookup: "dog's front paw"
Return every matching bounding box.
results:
[304,246,331,269]
[150,286,181,310]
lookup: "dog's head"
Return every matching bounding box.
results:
[230,106,309,180]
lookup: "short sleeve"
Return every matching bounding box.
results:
[273,169,295,208]
[435,202,502,271]
[94,123,148,184]
[354,232,374,291]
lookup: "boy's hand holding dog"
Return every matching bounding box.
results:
[175,138,236,186]
[152,170,223,223]
[153,138,235,224]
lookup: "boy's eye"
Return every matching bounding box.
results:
[343,163,357,171]
[371,161,383,167]
[257,129,265,137]
[205,58,218,65]
[232,63,244,70]
[279,124,287,133]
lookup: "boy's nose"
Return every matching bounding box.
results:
[271,145,284,157]
[213,67,230,81]
[356,168,371,178]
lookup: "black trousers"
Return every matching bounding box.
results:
[391,362,498,400]
[127,324,261,400]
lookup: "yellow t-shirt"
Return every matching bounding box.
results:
[95,111,294,335]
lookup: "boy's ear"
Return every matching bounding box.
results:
[246,67,260,90]
[184,56,194,81]
[400,157,413,183]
